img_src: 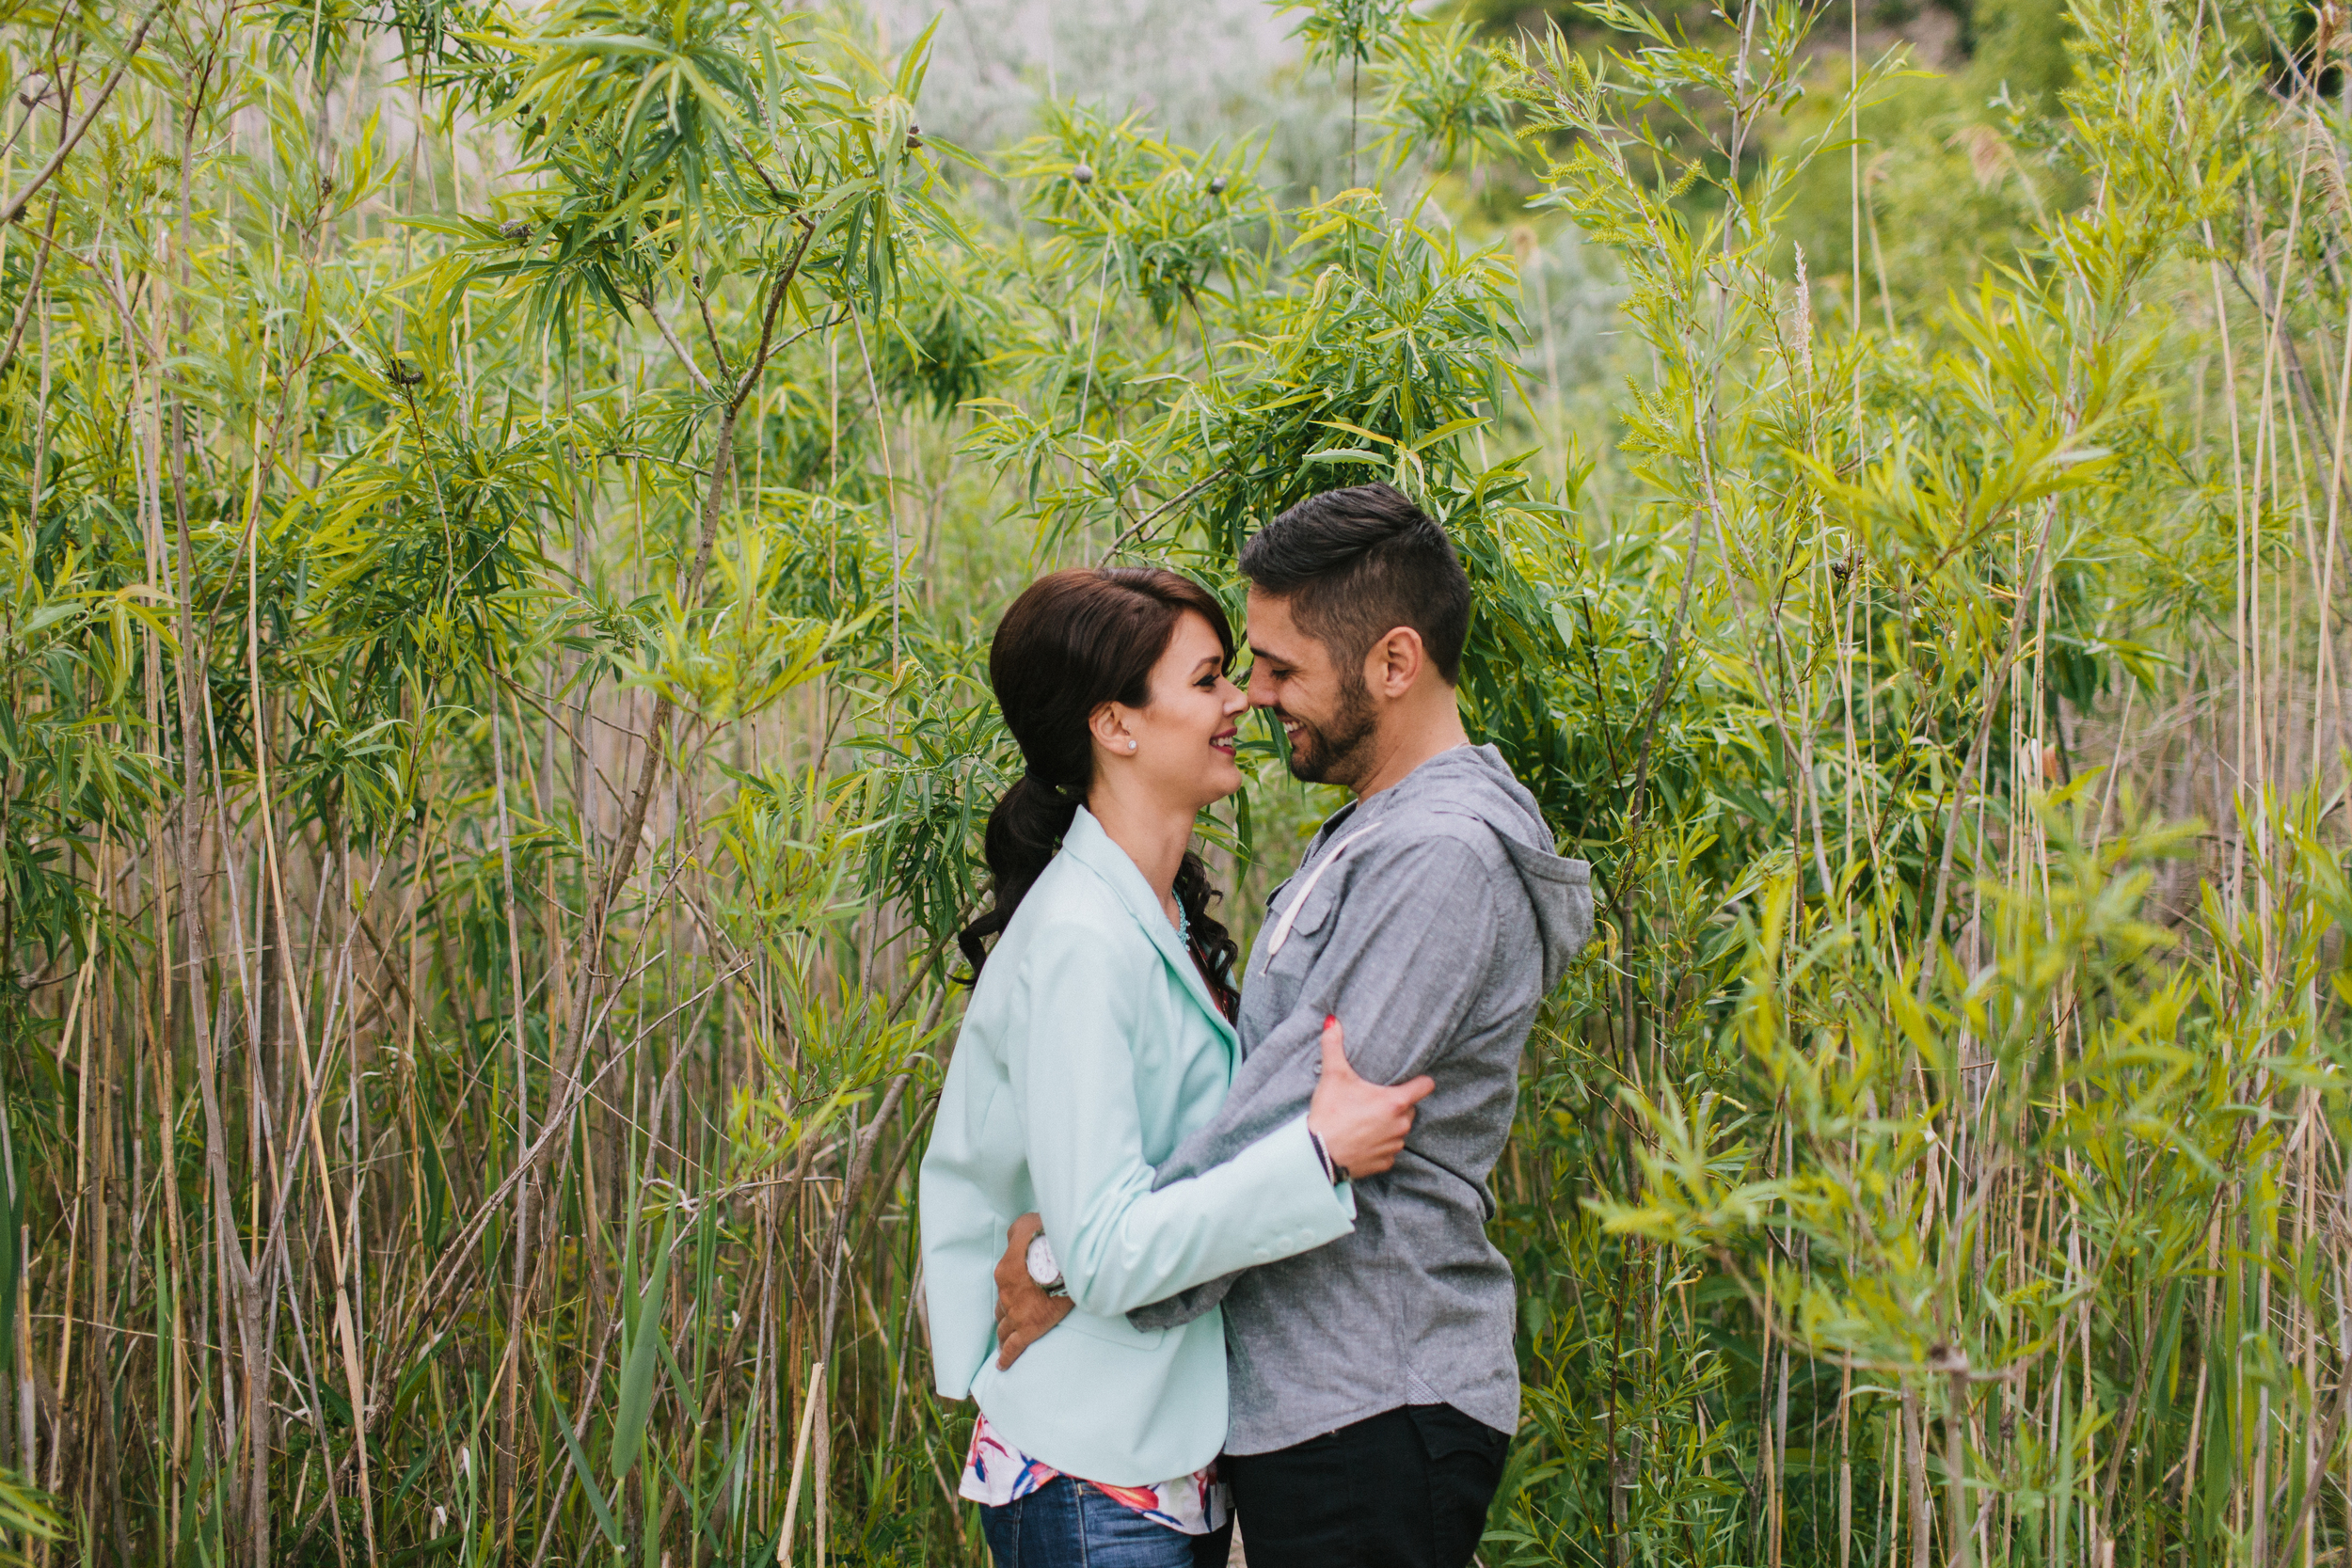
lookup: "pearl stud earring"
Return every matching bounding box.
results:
[1128,739,1138,752]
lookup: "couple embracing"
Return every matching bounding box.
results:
[919,484,1593,1568]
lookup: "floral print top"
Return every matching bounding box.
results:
[960,1410,1230,1536]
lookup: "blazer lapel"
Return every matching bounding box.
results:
[1061,809,1238,1049]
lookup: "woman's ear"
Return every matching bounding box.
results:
[1088,702,1134,757]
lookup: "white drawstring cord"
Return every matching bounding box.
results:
[1256,822,1384,973]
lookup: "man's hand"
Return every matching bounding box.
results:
[993,1212,1073,1370]
[1306,1015,1435,1178]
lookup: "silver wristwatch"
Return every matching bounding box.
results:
[1025,1232,1069,1298]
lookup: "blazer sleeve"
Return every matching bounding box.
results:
[1007,918,1356,1318]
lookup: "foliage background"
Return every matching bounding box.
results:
[2,0,2344,1564]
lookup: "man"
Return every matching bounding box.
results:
[993,483,1592,1567]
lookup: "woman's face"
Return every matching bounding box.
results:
[1096,610,1247,809]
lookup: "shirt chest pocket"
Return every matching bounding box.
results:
[1255,877,1340,979]
[1255,821,1382,981]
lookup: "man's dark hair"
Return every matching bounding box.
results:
[1239,483,1470,684]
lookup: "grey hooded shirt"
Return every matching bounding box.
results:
[1130,743,1592,1453]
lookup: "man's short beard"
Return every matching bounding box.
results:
[1284,670,1379,786]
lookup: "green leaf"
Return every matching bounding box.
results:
[608,1213,677,1481]
[540,1359,626,1550]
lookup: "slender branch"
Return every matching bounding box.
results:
[639,291,716,396]
[1097,467,1231,565]
[692,276,732,383]
[731,214,823,413]
[0,194,60,379]
[817,1069,915,1363]
[0,2,165,230]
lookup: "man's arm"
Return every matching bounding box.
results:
[1123,834,1502,1331]
[1168,832,1502,1183]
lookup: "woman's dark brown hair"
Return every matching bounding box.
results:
[958,567,1241,1015]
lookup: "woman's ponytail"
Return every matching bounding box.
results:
[956,774,1081,974]
[955,567,1239,979]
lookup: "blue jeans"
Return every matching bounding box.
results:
[979,1476,1232,1568]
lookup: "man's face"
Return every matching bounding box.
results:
[1244,588,1378,787]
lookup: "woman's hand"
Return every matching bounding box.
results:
[1306,1015,1434,1178]
[993,1212,1074,1370]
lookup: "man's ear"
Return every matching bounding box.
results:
[1365,626,1426,699]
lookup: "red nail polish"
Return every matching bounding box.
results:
[1324,1014,1337,1028]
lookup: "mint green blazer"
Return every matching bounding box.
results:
[919,807,1355,1484]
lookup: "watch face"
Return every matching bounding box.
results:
[1025,1233,1059,1287]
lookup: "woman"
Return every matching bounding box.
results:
[919,567,1428,1568]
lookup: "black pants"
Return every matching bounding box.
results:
[1225,1403,1510,1567]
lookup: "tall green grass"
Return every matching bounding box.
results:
[1,0,2347,1564]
